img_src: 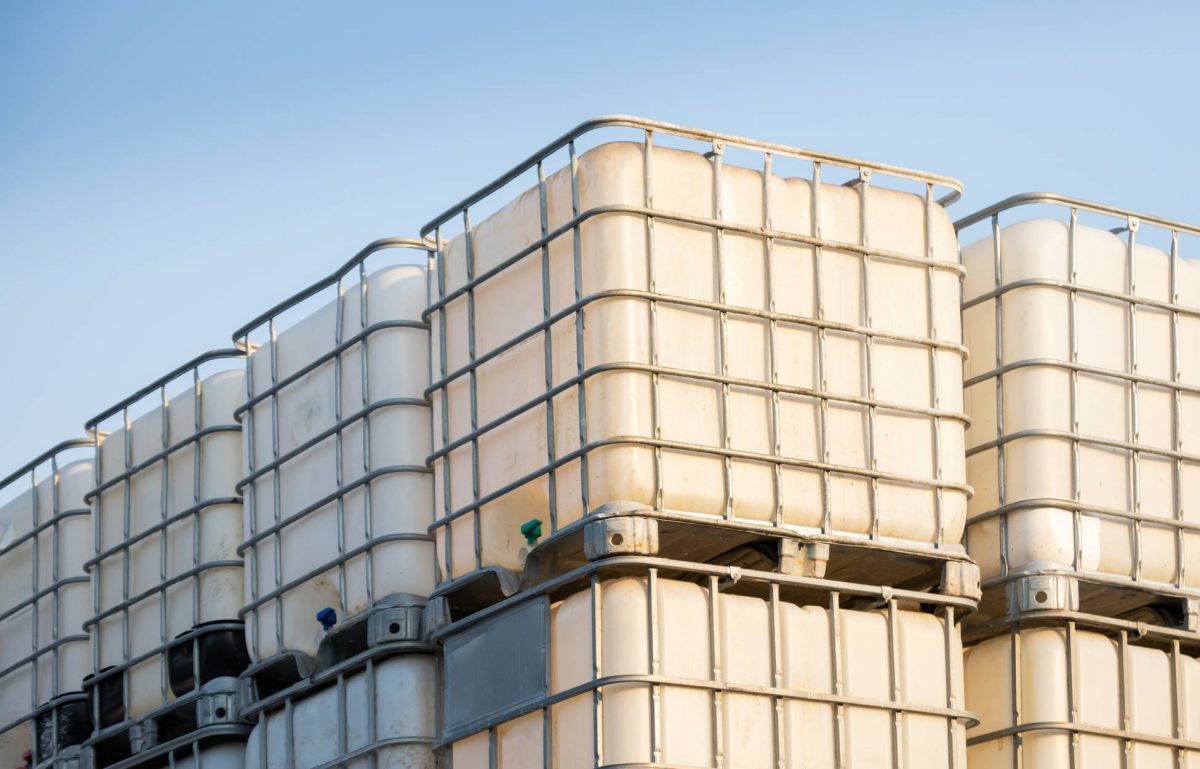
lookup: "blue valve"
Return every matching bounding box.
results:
[316,607,337,631]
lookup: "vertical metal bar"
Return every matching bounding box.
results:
[191,365,203,642]
[858,169,881,540]
[711,140,734,521]
[359,258,375,611]
[829,591,846,769]
[434,227,454,582]
[570,142,590,516]
[536,160,559,535]
[1118,630,1131,769]
[337,672,348,760]
[886,599,902,769]
[284,696,295,769]
[49,452,61,747]
[463,209,482,572]
[121,403,133,723]
[812,164,832,535]
[1010,627,1022,769]
[91,426,103,735]
[243,330,261,659]
[648,568,662,764]
[764,153,784,529]
[942,606,959,769]
[591,575,602,767]
[542,591,552,769]
[1069,210,1083,573]
[269,317,285,654]
[334,275,349,618]
[1171,640,1184,769]
[30,460,41,718]
[925,182,946,547]
[769,582,785,769]
[992,214,1010,578]
[1126,218,1143,583]
[644,131,663,513]
[159,381,170,707]
[1170,230,1185,589]
[708,574,724,769]
[1066,620,1079,769]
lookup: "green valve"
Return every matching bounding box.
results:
[520,518,543,546]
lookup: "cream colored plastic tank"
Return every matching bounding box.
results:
[965,625,1200,768]
[444,575,968,768]
[961,212,1200,592]
[90,363,244,720]
[244,654,436,768]
[0,444,93,766]
[239,260,434,664]
[429,136,968,583]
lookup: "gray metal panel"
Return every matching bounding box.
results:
[443,596,547,737]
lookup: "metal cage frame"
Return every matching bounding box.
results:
[81,348,248,760]
[436,556,976,769]
[230,237,436,670]
[0,439,95,767]
[420,115,972,592]
[956,193,1200,604]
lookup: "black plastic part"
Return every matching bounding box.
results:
[33,697,92,764]
[83,666,125,729]
[167,622,252,697]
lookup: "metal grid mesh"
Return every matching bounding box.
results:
[957,193,1200,598]
[965,614,1200,766]
[421,116,970,587]
[82,349,246,751]
[231,237,435,665]
[0,439,94,765]
[438,557,974,769]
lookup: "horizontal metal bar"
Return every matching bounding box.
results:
[431,555,975,643]
[422,115,962,237]
[237,531,433,615]
[0,438,93,489]
[85,348,245,430]
[424,202,965,320]
[83,497,240,571]
[962,275,1200,318]
[440,669,978,748]
[236,397,427,490]
[431,431,971,531]
[427,287,967,398]
[968,426,1200,464]
[0,575,88,624]
[81,620,246,688]
[84,425,241,502]
[88,724,252,768]
[968,609,1200,647]
[306,736,437,769]
[964,357,1200,395]
[0,506,88,559]
[954,191,1200,236]
[966,719,1200,750]
[237,464,431,552]
[233,319,428,419]
[978,567,1200,604]
[231,237,433,342]
[83,560,243,630]
[968,496,1200,533]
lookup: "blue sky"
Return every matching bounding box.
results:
[1,1,1198,473]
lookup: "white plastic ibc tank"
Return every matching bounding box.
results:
[236,240,434,665]
[0,442,94,767]
[86,351,247,723]
[245,654,436,768]
[151,742,246,768]
[965,623,1200,767]
[960,196,1200,598]
[443,572,969,769]
[426,118,969,585]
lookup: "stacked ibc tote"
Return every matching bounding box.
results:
[956,195,1200,767]
[422,117,980,768]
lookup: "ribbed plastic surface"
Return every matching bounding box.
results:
[428,139,968,585]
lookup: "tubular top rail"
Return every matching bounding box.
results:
[84,348,246,430]
[420,114,964,236]
[0,438,93,490]
[230,236,434,342]
[954,191,1200,235]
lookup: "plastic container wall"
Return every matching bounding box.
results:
[965,624,1200,768]
[424,118,969,587]
[234,239,434,666]
[442,571,970,769]
[245,653,436,768]
[959,197,1200,598]
[85,351,248,727]
[0,441,94,768]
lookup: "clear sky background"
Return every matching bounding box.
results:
[2,1,1198,473]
